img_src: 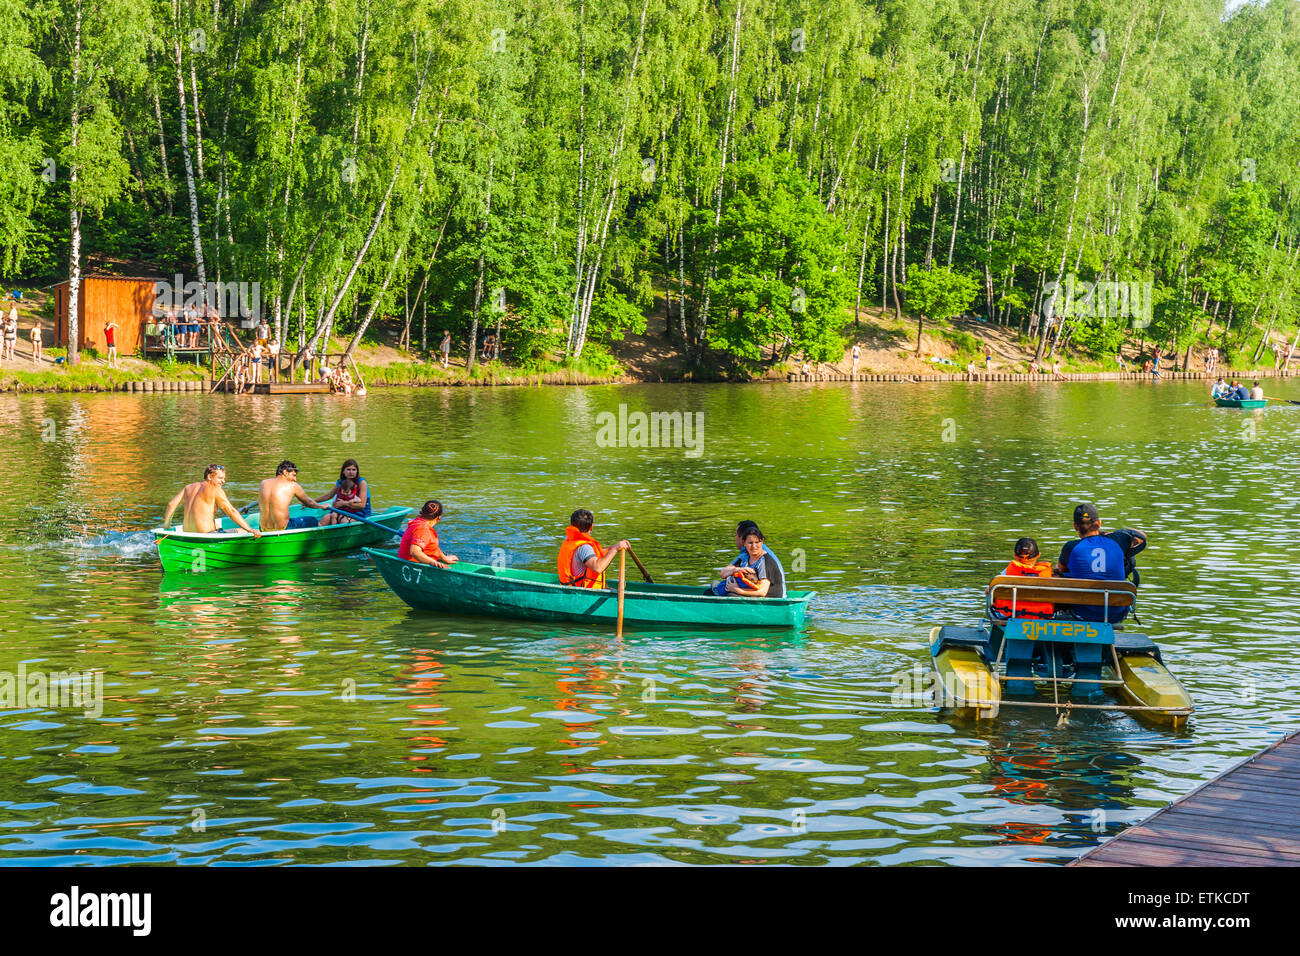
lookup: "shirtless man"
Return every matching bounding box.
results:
[257,460,327,531]
[163,465,261,536]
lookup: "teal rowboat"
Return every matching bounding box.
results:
[153,505,412,573]
[1215,397,1267,408]
[365,548,813,628]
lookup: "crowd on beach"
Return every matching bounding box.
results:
[226,319,365,395]
[1,294,40,365]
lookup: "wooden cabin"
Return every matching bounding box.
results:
[51,276,161,356]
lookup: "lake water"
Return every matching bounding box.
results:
[1,378,1298,865]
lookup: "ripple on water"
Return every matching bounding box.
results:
[1,381,1297,864]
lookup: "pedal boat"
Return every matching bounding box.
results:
[928,576,1193,727]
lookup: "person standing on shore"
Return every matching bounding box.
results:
[851,344,860,375]
[1,305,16,361]
[439,330,451,368]
[104,322,119,368]
[1116,351,1127,371]
[29,319,41,362]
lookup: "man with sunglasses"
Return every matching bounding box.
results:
[257,460,328,531]
[163,465,261,536]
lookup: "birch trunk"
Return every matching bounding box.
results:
[295,57,429,370]
[467,154,495,373]
[1036,72,1092,362]
[176,36,207,298]
[697,0,744,361]
[67,0,84,364]
[152,78,174,215]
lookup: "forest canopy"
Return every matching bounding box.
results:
[4,0,1298,368]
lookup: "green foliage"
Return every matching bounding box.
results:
[906,266,980,351]
[3,0,1298,375]
[707,154,851,365]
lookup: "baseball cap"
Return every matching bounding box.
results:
[1073,503,1100,524]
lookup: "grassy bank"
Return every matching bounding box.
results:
[355,356,626,388]
[0,356,208,393]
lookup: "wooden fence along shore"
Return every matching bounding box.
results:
[786,368,1296,383]
[1,366,1295,394]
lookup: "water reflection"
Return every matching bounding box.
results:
[1,380,1297,864]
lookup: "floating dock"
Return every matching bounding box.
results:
[1073,728,1300,866]
[251,381,331,395]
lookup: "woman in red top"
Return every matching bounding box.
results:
[398,500,459,567]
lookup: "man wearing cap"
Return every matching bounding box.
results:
[1055,503,1127,623]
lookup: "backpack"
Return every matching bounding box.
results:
[1104,529,1147,586]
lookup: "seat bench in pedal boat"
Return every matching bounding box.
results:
[152,505,412,572]
[365,548,813,628]
[928,576,1193,727]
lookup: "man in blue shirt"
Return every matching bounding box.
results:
[1055,503,1128,624]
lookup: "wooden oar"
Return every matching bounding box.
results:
[616,549,626,639]
[1265,395,1300,405]
[238,500,259,515]
[327,506,399,537]
[625,545,654,583]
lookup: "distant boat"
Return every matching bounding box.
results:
[1214,397,1267,408]
[366,548,813,628]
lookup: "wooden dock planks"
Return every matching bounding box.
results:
[1073,728,1300,866]
[251,382,332,395]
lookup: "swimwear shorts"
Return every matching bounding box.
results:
[285,516,319,530]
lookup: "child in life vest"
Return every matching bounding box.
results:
[991,537,1054,618]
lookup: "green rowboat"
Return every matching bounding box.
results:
[1214,397,1267,408]
[365,548,813,628]
[153,505,412,573]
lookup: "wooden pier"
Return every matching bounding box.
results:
[251,381,331,394]
[1073,728,1300,866]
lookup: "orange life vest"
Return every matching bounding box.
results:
[993,558,1055,617]
[557,526,605,588]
